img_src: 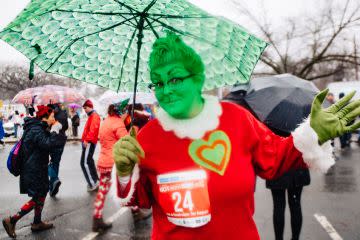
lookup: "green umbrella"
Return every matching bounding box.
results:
[0,0,267,100]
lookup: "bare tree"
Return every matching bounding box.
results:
[0,64,80,99]
[232,0,360,82]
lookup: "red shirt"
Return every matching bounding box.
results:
[119,102,306,240]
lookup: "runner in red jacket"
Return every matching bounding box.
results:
[81,99,100,192]
[111,34,360,240]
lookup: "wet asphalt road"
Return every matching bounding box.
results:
[0,140,360,240]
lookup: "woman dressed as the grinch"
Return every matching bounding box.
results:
[112,34,360,240]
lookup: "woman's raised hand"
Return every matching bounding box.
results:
[310,89,360,145]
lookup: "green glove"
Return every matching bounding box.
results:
[113,133,145,177]
[310,89,360,145]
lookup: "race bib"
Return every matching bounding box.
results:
[157,169,211,228]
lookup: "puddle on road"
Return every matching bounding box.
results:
[323,165,358,193]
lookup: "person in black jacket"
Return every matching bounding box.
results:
[70,108,80,137]
[266,128,310,240]
[2,105,65,238]
[47,103,68,197]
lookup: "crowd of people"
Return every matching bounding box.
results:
[1,99,153,238]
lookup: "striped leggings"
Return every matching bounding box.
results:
[93,171,112,219]
[11,196,46,224]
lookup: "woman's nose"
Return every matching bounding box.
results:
[163,83,173,95]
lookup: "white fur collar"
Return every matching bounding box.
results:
[156,95,222,139]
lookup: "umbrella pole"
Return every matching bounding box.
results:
[130,15,145,129]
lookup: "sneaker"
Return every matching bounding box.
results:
[92,218,112,232]
[87,182,99,192]
[132,208,152,222]
[2,217,16,238]
[30,222,54,232]
[50,180,61,197]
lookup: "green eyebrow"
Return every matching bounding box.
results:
[168,67,187,76]
[151,72,161,77]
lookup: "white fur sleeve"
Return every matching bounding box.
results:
[292,118,335,173]
[111,164,140,206]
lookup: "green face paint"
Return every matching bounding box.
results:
[151,62,204,119]
[148,33,206,119]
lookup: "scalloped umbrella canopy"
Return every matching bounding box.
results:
[12,85,85,104]
[0,0,267,94]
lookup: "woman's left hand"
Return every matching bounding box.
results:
[310,89,360,145]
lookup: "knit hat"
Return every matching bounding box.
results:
[83,99,93,108]
[36,105,51,119]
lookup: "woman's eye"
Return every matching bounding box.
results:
[155,82,163,88]
[169,78,181,84]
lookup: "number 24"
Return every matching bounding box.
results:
[172,191,194,212]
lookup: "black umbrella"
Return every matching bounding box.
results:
[226,74,320,133]
[223,84,249,106]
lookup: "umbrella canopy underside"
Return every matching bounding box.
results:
[0,0,267,92]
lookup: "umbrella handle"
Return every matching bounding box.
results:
[130,126,137,138]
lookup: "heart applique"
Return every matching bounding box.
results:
[188,130,231,175]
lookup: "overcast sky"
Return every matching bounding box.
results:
[0,0,333,64]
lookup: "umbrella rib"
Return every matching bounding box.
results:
[54,9,135,16]
[3,8,134,30]
[147,16,189,36]
[147,16,220,49]
[111,0,140,26]
[146,24,161,29]
[46,15,138,71]
[143,0,158,13]
[144,16,160,28]
[117,28,138,92]
[149,13,211,19]
[124,21,138,28]
[112,0,139,14]
[144,17,160,38]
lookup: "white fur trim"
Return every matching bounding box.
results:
[292,118,335,173]
[110,164,140,206]
[156,95,222,139]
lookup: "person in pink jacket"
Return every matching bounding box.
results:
[92,102,128,232]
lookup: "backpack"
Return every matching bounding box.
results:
[7,130,28,176]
